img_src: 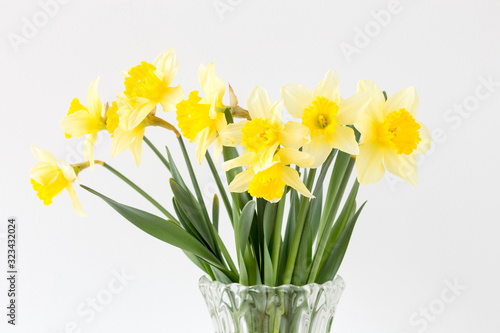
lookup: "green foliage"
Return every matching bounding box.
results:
[83,138,366,287]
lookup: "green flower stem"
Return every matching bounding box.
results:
[307,157,356,283]
[205,152,234,224]
[143,136,171,172]
[99,161,178,223]
[177,136,210,223]
[272,191,286,283]
[282,168,317,284]
[177,136,238,277]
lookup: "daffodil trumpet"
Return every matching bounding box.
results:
[32,50,432,293]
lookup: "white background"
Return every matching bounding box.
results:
[1,0,500,332]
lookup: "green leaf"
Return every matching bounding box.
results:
[212,194,220,231]
[238,200,256,255]
[81,185,225,271]
[172,198,205,244]
[263,202,277,247]
[320,181,360,268]
[165,145,190,193]
[170,179,216,252]
[316,201,367,284]
[262,240,274,286]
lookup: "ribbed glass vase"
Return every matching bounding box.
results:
[199,276,346,333]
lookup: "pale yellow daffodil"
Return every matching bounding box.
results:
[281,69,371,168]
[224,148,315,202]
[110,94,150,166]
[176,63,236,164]
[123,49,184,129]
[224,86,310,172]
[30,145,85,217]
[60,78,106,170]
[355,80,431,185]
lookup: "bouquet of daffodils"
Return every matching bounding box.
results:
[31,49,431,286]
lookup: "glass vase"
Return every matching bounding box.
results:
[199,275,345,333]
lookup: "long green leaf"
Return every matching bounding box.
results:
[170,179,217,252]
[238,200,256,255]
[316,201,367,284]
[319,181,360,269]
[81,185,226,271]
[212,194,220,231]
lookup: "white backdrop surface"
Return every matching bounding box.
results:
[1,0,500,332]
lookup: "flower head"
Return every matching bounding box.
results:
[110,94,150,166]
[60,78,106,170]
[354,80,431,185]
[281,69,370,168]
[123,49,184,129]
[30,145,86,217]
[224,86,310,172]
[224,148,315,202]
[176,63,234,164]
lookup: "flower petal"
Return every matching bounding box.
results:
[111,127,135,157]
[66,183,86,217]
[195,127,217,164]
[280,121,310,149]
[247,86,271,120]
[153,49,178,85]
[87,78,103,119]
[357,80,385,122]
[280,83,313,119]
[219,121,246,146]
[384,148,418,185]
[385,86,419,117]
[223,152,258,171]
[84,134,97,171]
[414,122,432,156]
[227,168,254,193]
[60,110,102,137]
[129,128,145,166]
[313,69,340,103]
[199,63,225,102]
[303,134,333,168]
[275,148,314,168]
[327,126,359,155]
[31,145,57,164]
[269,101,283,125]
[336,92,370,125]
[355,142,385,185]
[160,85,185,113]
[128,100,156,130]
[281,166,314,198]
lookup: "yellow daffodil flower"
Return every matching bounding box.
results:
[224,148,315,202]
[110,94,150,166]
[176,63,236,164]
[354,80,431,185]
[281,69,371,168]
[123,49,184,129]
[60,78,106,170]
[30,145,86,217]
[224,86,310,172]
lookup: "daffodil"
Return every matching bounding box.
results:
[281,69,371,168]
[110,94,180,166]
[354,80,431,185]
[123,49,184,129]
[224,86,310,172]
[60,78,106,170]
[30,145,86,217]
[176,63,236,164]
[110,94,150,166]
[224,148,315,202]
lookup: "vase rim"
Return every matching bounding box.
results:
[199,275,346,291]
